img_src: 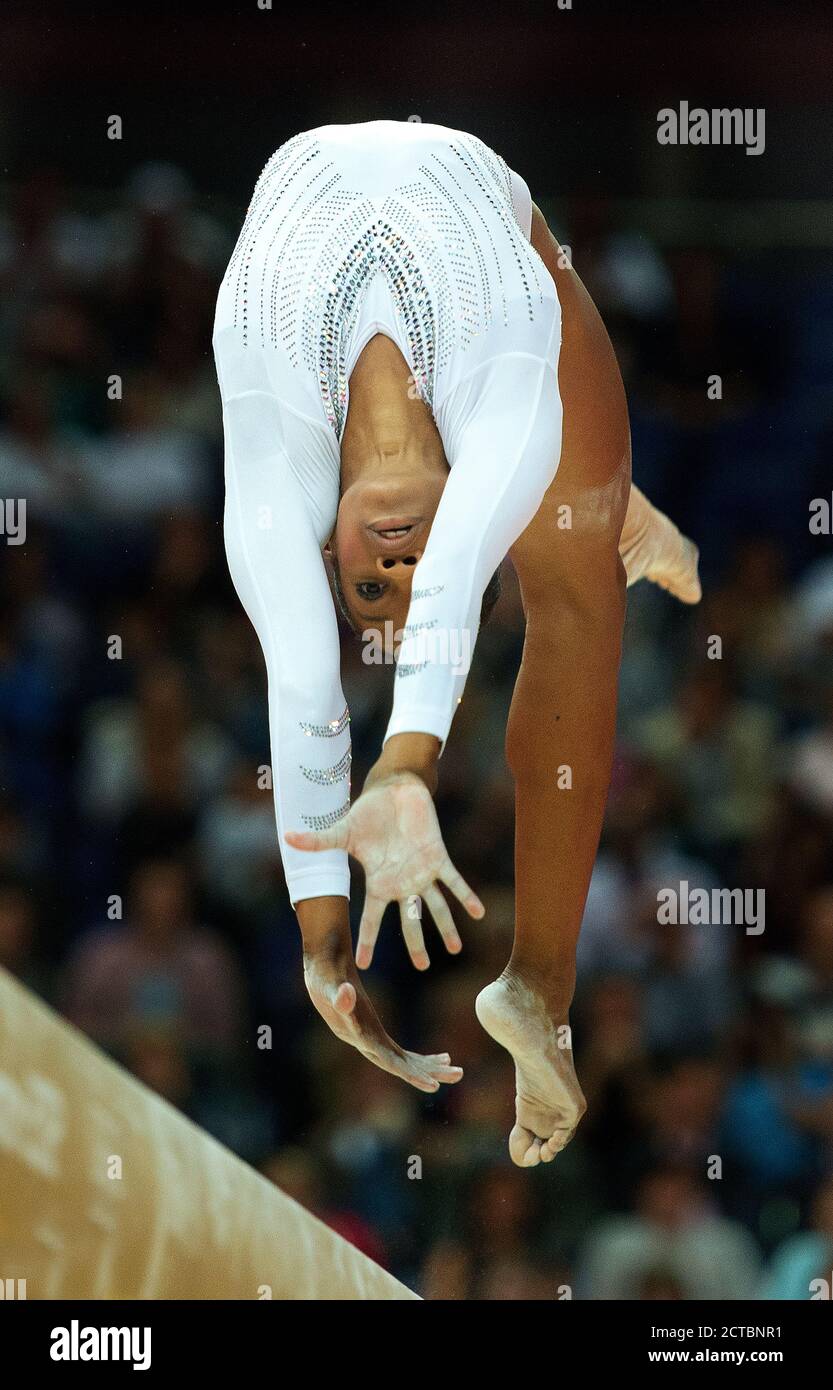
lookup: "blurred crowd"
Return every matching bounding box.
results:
[2,159,833,1299]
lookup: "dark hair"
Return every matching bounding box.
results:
[330,558,503,636]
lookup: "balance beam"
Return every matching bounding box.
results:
[0,967,419,1300]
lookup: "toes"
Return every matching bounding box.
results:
[542,1127,575,1159]
[510,1121,577,1166]
[508,1123,527,1166]
[523,1136,543,1167]
[509,1123,541,1167]
[541,1135,563,1161]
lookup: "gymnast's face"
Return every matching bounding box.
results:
[330,472,446,637]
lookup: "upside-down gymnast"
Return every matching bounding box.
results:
[213,120,700,1167]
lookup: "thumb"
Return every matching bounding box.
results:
[284,822,349,853]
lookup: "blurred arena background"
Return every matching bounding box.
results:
[1,0,833,1299]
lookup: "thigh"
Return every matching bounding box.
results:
[510,254,631,604]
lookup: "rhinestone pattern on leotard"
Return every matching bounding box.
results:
[222,128,548,438]
[300,748,352,787]
[301,801,350,830]
[299,707,350,739]
[445,139,545,324]
[304,216,380,436]
[225,133,327,345]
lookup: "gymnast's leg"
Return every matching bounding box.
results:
[476,253,630,1166]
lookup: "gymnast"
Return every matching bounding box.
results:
[213,120,700,1167]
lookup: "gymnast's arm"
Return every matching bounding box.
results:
[315,353,565,959]
[378,349,563,762]
[359,177,561,791]
[220,390,351,916]
[219,394,470,1076]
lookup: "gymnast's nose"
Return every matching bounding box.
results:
[375,551,422,574]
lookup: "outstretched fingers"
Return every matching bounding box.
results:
[304,953,462,1093]
[399,899,430,971]
[356,892,387,970]
[423,885,462,957]
[390,1051,464,1092]
[438,858,485,920]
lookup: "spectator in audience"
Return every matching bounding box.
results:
[577,1163,762,1300]
[760,1173,833,1299]
[634,661,779,871]
[63,856,244,1059]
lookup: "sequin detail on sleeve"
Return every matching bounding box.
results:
[411,585,445,601]
[299,707,350,739]
[301,801,350,830]
[300,748,352,786]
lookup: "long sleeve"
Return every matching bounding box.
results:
[384,340,563,751]
[221,388,350,904]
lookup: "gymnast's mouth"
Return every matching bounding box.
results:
[366,518,422,549]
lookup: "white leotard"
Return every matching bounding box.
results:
[213,120,562,904]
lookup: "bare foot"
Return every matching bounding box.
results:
[621,498,702,605]
[475,972,586,1166]
[303,948,462,1094]
[647,532,702,605]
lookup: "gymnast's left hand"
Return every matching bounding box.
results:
[285,772,485,971]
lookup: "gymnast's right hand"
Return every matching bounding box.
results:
[299,909,464,1093]
[285,771,485,971]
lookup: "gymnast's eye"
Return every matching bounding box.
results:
[355,580,386,601]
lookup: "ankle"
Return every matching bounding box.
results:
[503,958,576,1017]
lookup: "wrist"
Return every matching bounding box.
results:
[296,897,351,959]
[368,732,440,793]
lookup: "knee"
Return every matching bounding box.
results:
[521,543,627,633]
[514,460,630,611]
